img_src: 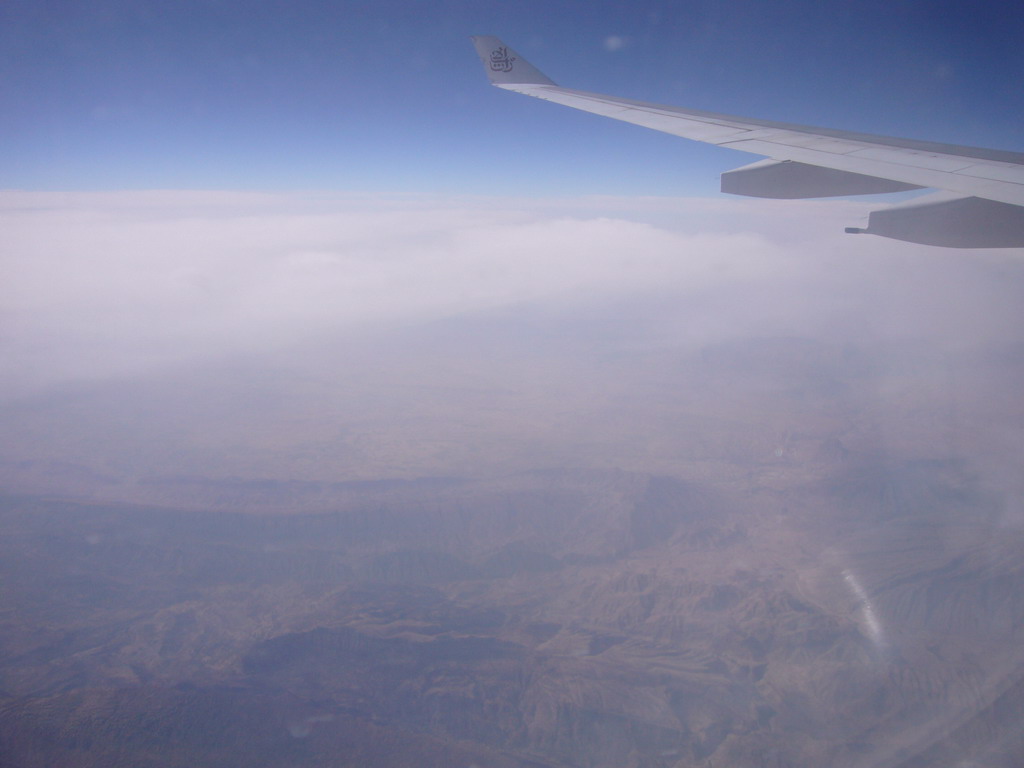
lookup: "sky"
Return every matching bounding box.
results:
[2,0,1024,494]
[2,0,1023,193]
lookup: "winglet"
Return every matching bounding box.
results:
[470,36,557,86]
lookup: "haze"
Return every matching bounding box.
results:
[3,1,1024,766]
[3,189,1024,766]
[4,191,1022,491]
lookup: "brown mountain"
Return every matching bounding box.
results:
[2,458,1022,767]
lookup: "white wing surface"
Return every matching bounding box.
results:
[471,36,1024,248]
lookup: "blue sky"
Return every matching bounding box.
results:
[2,0,1023,194]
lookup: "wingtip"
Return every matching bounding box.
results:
[470,36,557,87]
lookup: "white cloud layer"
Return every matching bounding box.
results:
[2,190,1023,493]
[3,190,1022,399]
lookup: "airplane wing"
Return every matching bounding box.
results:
[471,35,1024,248]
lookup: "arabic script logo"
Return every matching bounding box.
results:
[489,46,516,73]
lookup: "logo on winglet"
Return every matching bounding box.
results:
[488,47,516,73]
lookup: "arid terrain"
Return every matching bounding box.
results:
[2,332,1023,767]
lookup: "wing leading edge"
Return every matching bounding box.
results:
[470,35,1024,248]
